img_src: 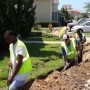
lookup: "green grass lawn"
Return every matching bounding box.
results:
[21,32,62,41]
[21,27,90,42]
[83,32,90,36]
[21,28,63,41]
[0,57,9,88]
[0,43,64,88]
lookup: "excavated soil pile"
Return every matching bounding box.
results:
[28,41,90,90]
[30,63,90,90]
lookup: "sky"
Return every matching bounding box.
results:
[58,0,90,12]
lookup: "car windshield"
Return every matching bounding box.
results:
[78,18,86,25]
[80,21,86,25]
[83,22,90,26]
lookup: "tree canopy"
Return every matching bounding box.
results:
[0,0,36,53]
[60,7,74,20]
[84,2,90,12]
[81,13,89,18]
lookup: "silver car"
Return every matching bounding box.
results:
[67,18,89,31]
[71,21,90,33]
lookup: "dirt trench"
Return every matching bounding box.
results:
[29,61,90,90]
[25,41,90,90]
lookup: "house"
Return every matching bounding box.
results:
[63,4,72,10]
[34,0,59,22]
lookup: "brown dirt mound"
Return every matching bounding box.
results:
[30,61,90,90]
[27,41,90,90]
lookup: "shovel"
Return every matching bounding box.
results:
[7,67,12,90]
[61,65,68,72]
[61,58,76,72]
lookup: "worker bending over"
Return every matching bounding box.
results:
[61,34,80,69]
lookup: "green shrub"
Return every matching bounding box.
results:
[33,23,41,30]
[36,22,58,27]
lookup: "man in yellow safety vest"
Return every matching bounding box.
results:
[59,27,67,38]
[61,34,80,69]
[4,30,32,90]
[75,29,86,63]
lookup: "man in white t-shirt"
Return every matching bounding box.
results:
[4,30,32,90]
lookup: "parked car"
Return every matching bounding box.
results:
[67,18,89,31]
[71,21,90,33]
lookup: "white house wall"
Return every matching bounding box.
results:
[34,0,51,22]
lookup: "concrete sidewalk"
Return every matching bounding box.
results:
[23,37,90,44]
[23,41,62,44]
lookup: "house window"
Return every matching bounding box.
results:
[52,12,58,21]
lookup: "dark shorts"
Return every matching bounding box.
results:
[68,59,76,67]
[78,49,83,63]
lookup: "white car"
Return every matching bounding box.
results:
[67,18,88,31]
[71,21,90,33]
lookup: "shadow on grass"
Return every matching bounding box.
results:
[26,43,62,58]
[21,32,43,39]
[25,32,61,58]
[30,32,43,37]
[0,52,9,61]
[0,56,4,61]
[21,31,61,41]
